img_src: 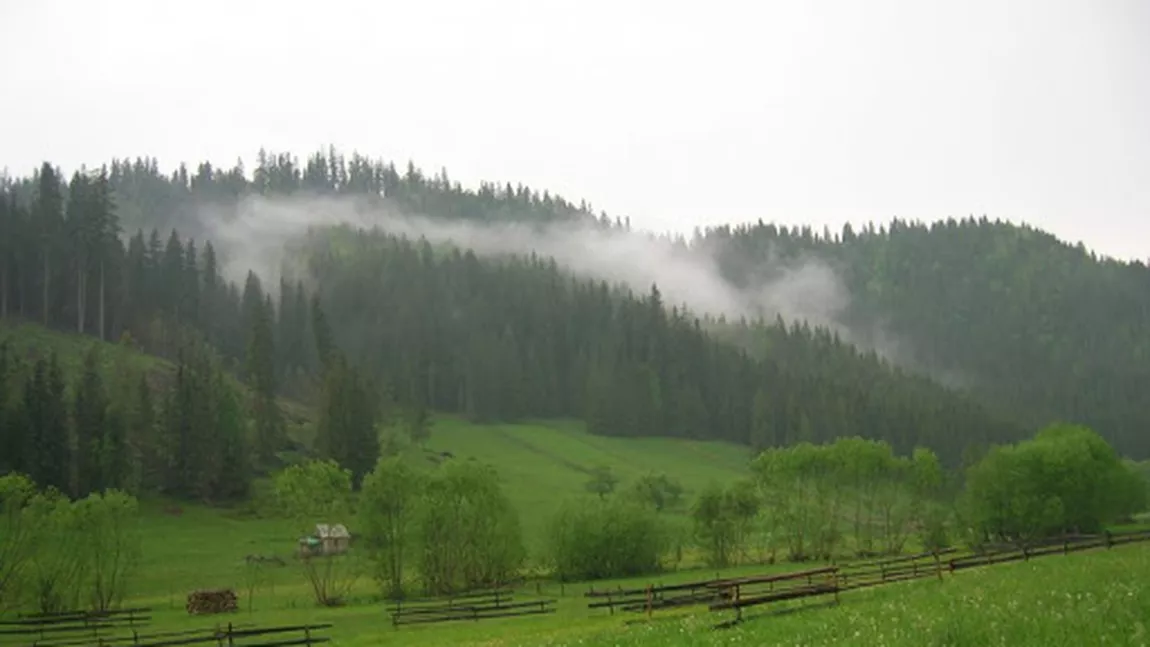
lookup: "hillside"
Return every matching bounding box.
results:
[3,148,1147,466]
[705,219,1150,458]
[0,320,751,558]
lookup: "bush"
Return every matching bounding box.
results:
[692,480,759,568]
[962,424,1142,544]
[547,497,667,581]
[417,461,524,594]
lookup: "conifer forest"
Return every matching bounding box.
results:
[0,151,1148,632]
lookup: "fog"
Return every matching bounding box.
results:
[202,193,856,335]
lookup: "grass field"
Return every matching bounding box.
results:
[129,413,754,601]
[106,530,1150,647]
[6,323,1150,645]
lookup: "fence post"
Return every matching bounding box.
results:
[933,550,943,582]
[646,584,652,619]
[304,625,312,646]
[227,621,235,647]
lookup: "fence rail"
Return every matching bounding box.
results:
[0,607,152,647]
[389,590,555,628]
[0,618,330,647]
[582,528,1150,626]
[710,529,1150,626]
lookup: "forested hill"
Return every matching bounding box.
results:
[703,220,1150,458]
[1,148,1144,471]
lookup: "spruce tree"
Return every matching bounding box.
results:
[73,345,108,496]
[245,294,284,466]
[34,163,65,327]
[25,354,70,492]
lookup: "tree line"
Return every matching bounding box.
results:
[702,218,1150,458]
[3,149,1145,489]
[266,422,1146,603]
[1,153,1031,485]
[0,474,141,615]
[0,335,254,502]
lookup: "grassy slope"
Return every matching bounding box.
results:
[129,415,753,600]
[6,322,1150,645]
[542,544,1150,647]
[422,416,752,554]
[0,321,167,384]
[113,534,1150,647]
[0,321,754,580]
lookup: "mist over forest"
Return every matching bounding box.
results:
[2,148,1149,481]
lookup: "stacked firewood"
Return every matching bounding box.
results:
[186,589,239,615]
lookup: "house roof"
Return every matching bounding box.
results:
[315,523,350,539]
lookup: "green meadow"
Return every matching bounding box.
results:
[4,322,1150,646]
[107,512,1150,647]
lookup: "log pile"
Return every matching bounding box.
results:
[186,589,239,615]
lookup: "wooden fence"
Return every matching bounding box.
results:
[583,528,1150,627]
[0,617,330,647]
[0,607,150,647]
[584,577,723,616]
[389,589,556,628]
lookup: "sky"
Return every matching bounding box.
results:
[1,0,1148,261]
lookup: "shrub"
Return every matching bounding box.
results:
[547,497,667,581]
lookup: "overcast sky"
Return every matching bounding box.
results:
[1,0,1147,261]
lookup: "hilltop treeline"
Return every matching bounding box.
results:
[704,219,1150,458]
[1,155,1025,481]
[303,229,1021,462]
[3,145,1147,499]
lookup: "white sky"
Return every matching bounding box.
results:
[1,0,1148,261]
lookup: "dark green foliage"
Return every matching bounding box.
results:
[627,472,686,512]
[22,354,69,493]
[159,339,251,501]
[692,480,759,568]
[2,147,1148,499]
[245,289,284,467]
[584,465,618,500]
[314,352,380,488]
[73,346,108,496]
[0,342,13,475]
[708,218,1150,458]
[547,497,667,581]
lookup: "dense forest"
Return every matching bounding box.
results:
[0,147,1146,501]
[703,220,1150,458]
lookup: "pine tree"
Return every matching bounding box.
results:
[99,402,128,492]
[315,353,379,487]
[34,164,65,326]
[73,345,109,496]
[90,168,119,341]
[129,374,157,491]
[0,342,13,474]
[246,294,284,466]
[0,192,10,319]
[25,354,70,492]
[210,365,251,499]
